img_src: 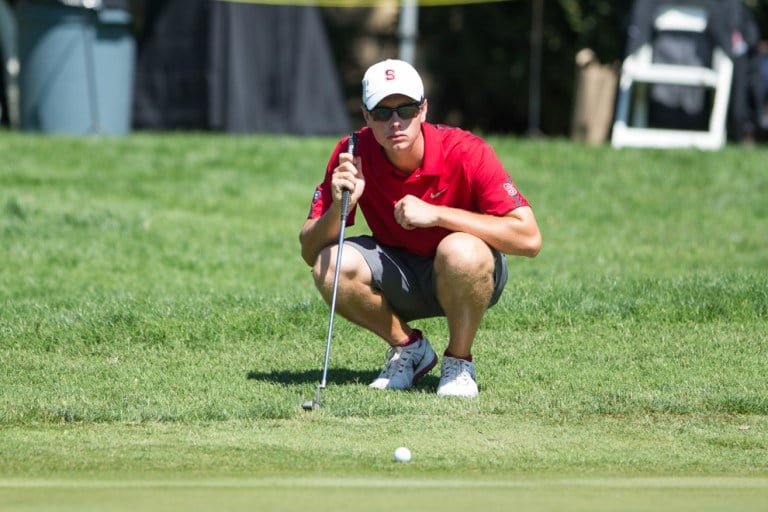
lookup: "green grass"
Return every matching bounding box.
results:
[0,132,767,510]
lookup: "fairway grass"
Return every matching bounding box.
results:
[1,133,767,510]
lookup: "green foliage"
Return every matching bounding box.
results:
[327,1,768,136]
[417,1,625,133]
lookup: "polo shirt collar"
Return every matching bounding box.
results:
[420,122,443,177]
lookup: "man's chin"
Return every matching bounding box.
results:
[388,138,409,151]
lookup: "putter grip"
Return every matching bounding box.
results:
[340,133,356,219]
[341,189,350,219]
[348,132,357,156]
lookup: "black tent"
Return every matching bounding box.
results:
[133,0,350,135]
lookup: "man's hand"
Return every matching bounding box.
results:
[332,151,365,209]
[394,194,440,230]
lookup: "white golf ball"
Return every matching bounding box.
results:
[393,446,412,463]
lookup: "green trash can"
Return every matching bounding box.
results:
[17,0,135,135]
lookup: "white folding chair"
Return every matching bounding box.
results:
[611,4,734,150]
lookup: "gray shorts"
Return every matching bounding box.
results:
[345,235,508,322]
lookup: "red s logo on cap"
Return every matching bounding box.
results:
[385,69,395,81]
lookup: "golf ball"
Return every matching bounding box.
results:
[393,446,412,463]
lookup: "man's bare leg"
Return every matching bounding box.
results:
[434,232,495,358]
[312,244,410,347]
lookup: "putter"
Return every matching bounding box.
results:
[302,133,357,411]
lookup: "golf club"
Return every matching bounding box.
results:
[302,133,357,411]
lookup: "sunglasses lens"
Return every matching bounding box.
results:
[370,102,421,121]
[398,105,420,118]
[371,108,393,122]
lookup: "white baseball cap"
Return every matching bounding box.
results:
[362,59,424,110]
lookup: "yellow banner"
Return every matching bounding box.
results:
[215,0,512,7]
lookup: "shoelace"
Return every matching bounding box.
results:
[380,345,415,376]
[443,359,472,383]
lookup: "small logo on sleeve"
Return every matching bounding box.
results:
[503,177,523,207]
[503,176,518,198]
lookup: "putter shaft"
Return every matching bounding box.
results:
[306,133,356,409]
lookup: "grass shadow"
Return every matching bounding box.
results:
[246,369,441,391]
[246,368,377,386]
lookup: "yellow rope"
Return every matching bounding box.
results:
[213,0,512,8]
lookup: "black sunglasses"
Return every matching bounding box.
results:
[367,101,424,122]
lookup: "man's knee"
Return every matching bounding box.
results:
[435,233,494,277]
[311,244,368,291]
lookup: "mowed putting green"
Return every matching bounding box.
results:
[2,476,767,512]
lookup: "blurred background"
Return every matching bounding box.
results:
[1,0,767,144]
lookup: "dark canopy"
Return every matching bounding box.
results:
[133,0,350,135]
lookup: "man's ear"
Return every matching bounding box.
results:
[420,100,428,122]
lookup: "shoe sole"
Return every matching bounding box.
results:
[436,381,479,398]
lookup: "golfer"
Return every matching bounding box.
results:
[300,59,541,397]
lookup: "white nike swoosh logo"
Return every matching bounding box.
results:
[430,188,448,199]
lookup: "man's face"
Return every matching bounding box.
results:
[363,94,427,153]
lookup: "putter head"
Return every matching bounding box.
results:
[301,384,323,411]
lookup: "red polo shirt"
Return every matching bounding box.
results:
[307,123,529,257]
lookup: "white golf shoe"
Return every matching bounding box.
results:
[369,333,437,390]
[436,356,478,397]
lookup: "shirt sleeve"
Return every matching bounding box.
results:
[472,142,530,216]
[306,137,357,226]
